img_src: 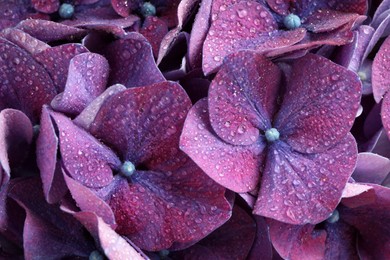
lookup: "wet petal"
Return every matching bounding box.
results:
[247,216,273,260]
[90,81,191,168]
[372,35,390,103]
[208,51,280,146]
[304,9,360,33]
[31,0,59,13]
[104,33,165,88]
[111,0,139,17]
[0,28,49,55]
[352,152,390,184]
[139,16,168,58]
[180,99,265,192]
[275,54,361,154]
[51,53,109,115]
[254,134,357,225]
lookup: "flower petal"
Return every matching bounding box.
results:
[275,54,361,154]
[180,99,265,192]
[352,152,390,184]
[372,35,390,103]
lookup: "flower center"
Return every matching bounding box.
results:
[358,71,367,81]
[283,13,301,30]
[59,3,74,19]
[326,209,340,224]
[120,161,136,178]
[140,2,156,17]
[89,250,104,260]
[265,128,280,142]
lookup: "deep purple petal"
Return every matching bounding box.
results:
[268,220,326,260]
[63,173,116,227]
[247,216,273,260]
[0,28,50,55]
[173,206,255,259]
[33,43,89,93]
[104,33,165,88]
[90,81,190,168]
[31,0,59,13]
[111,0,140,17]
[49,110,121,188]
[0,109,33,188]
[340,184,390,259]
[15,19,87,42]
[266,0,289,15]
[275,54,361,154]
[105,163,231,251]
[139,16,168,58]
[74,84,127,130]
[202,1,306,75]
[51,53,109,115]
[304,9,360,33]
[0,37,56,123]
[8,177,95,259]
[381,93,390,140]
[208,51,280,146]
[254,134,357,225]
[352,153,390,184]
[372,36,390,103]
[180,99,265,192]
[73,212,144,259]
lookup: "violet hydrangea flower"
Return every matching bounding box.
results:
[180,51,361,225]
[202,0,367,75]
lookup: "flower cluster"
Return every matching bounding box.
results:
[0,0,390,259]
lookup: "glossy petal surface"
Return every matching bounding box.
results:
[180,99,265,192]
[372,36,390,103]
[353,153,390,184]
[254,134,357,224]
[275,54,361,154]
[208,51,280,146]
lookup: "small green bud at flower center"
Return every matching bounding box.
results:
[140,2,156,17]
[59,3,74,19]
[283,13,301,30]
[120,161,136,177]
[265,128,280,142]
[89,250,104,260]
[358,71,367,81]
[159,249,170,258]
[326,209,340,224]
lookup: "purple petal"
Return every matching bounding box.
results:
[202,1,306,75]
[33,43,89,93]
[111,0,139,17]
[254,134,357,225]
[265,0,289,15]
[247,216,273,260]
[268,220,326,260]
[31,0,59,13]
[74,84,127,130]
[0,109,33,188]
[104,163,231,251]
[352,153,390,184]
[382,92,390,139]
[340,184,390,259]
[275,54,361,154]
[180,99,265,192]
[372,36,390,103]
[51,53,109,115]
[0,28,50,55]
[208,51,280,146]
[49,110,121,188]
[90,81,190,168]
[73,211,144,259]
[0,37,56,123]
[9,177,95,259]
[15,19,87,42]
[342,183,373,199]
[63,173,116,227]
[104,33,165,88]
[139,16,168,58]
[304,9,360,33]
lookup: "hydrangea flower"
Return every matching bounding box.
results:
[201,0,367,75]
[180,51,361,225]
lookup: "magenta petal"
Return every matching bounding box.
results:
[73,212,144,259]
[74,84,127,130]
[9,177,94,259]
[173,206,256,259]
[254,134,357,225]
[106,165,231,251]
[139,16,168,58]
[49,110,120,188]
[0,109,33,188]
[372,36,390,103]
[340,184,390,259]
[63,173,116,227]
[352,152,390,184]
[0,28,50,55]
[268,220,326,260]
[381,93,390,140]
[90,82,191,167]
[275,54,361,154]
[208,51,280,146]
[247,216,273,260]
[31,0,59,13]
[202,1,305,75]
[15,19,87,42]
[33,43,89,93]
[266,0,289,15]
[111,0,139,17]
[0,37,56,123]
[180,99,265,192]
[104,33,165,88]
[51,53,109,115]
[304,9,360,33]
